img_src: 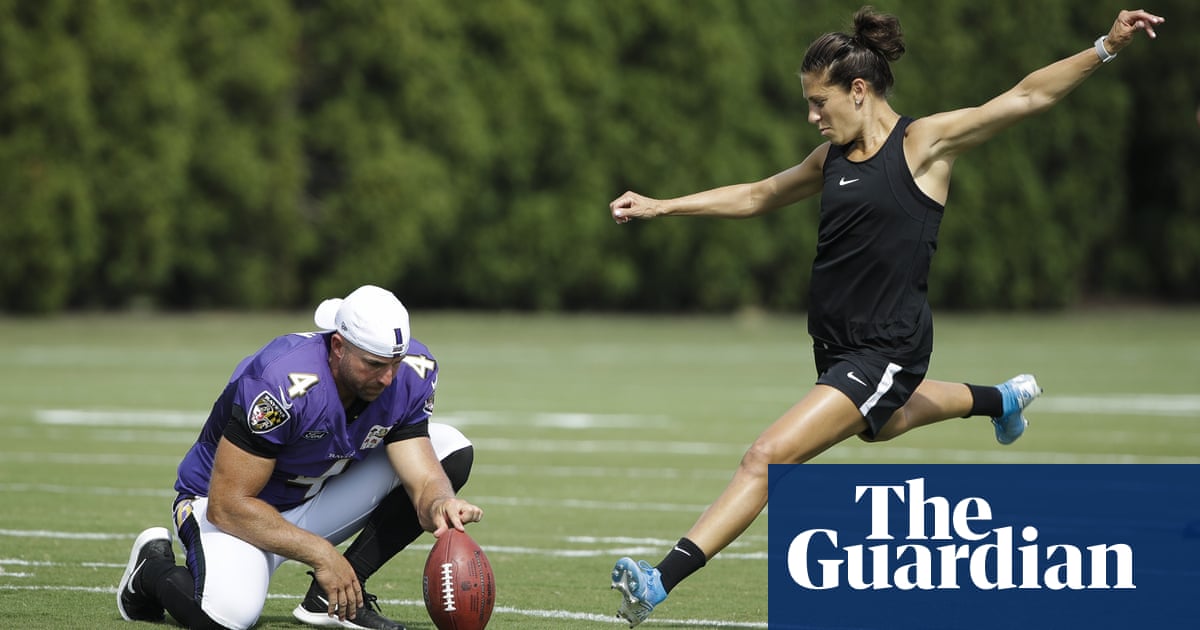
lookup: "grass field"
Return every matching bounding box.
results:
[1,308,1198,629]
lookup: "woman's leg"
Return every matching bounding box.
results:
[611,385,868,627]
[685,384,868,557]
[867,379,973,442]
[868,375,1041,443]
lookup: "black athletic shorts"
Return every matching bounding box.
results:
[812,339,929,438]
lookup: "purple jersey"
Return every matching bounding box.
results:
[175,332,438,511]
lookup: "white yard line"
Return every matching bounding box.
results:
[1036,394,1200,416]
[28,393,1200,431]
[0,585,767,627]
[4,440,1198,467]
[0,530,767,562]
[19,402,1200,465]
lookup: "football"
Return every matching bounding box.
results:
[422,529,496,630]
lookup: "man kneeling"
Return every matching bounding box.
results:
[116,285,483,630]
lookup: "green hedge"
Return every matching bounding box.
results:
[1,0,1196,313]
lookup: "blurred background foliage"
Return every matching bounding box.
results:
[1,0,1196,313]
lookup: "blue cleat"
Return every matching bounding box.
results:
[611,557,667,628]
[992,374,1041,445]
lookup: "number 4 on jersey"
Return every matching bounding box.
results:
[402,354,436,379]
[285,355,431,400]
[287,372,320,398]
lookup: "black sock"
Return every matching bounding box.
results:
[964,383,1004,418]
[655,537,707,593]
[341,486,426,584]
[141,561,225,629]
[340,446,475,583]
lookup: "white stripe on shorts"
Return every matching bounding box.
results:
[859,362,903,418]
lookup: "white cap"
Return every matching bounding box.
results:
[313,285,410,358]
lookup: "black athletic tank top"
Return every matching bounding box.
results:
[808,116,944,360]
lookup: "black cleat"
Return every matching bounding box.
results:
[117,527,175,622]
[291,572,406,630]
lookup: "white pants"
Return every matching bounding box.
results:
[177,423,471,630]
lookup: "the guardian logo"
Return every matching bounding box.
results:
[787,477,1135,591]
[769,465,1198,629]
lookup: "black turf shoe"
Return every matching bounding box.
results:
[117,527,174,622]
[291,573,406,630]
